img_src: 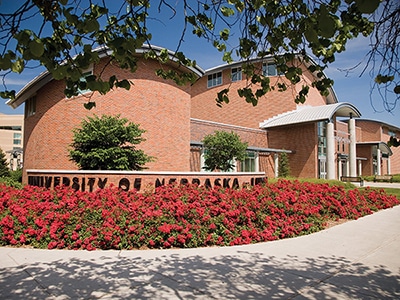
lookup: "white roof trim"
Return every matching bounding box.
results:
[259,103,361,129]
[7,44,205,109]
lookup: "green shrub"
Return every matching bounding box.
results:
[0,176,23,189]
[362,174,400,183]
[268,177,356,189]
[9,169,22,183]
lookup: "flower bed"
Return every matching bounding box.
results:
[0,180,399,250]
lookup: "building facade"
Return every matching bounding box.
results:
[0,113,24,170]
[353,119,400,175]
[6,46,399,182]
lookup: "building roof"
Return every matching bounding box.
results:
[354,119,400,132]
[357,141,393,156]
[6,44,205,109]
[259,102,361,129]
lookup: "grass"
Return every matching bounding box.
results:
[364,187,400,200]
[269,177,357,189]
[272,177,400,200]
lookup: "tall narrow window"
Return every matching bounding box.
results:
[25,95,36,117]
[77,70,93,95]
[13,133,22,145]
[231,67,242,82]
[317,122,327,156]
[207,72,222,88]
[240,151,258,172]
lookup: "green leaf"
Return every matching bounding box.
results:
[116,79,131,90]
[29,39,45,58]
[0,90,15,100]
[0,56,12,70]
[52,66,68,80]
[84,19,100,33]
[11,58,24,73]
[304,27,319,44]
[222,51,232,63]
[318,5,336,38]
[14,30,32,46]
[219,28,230,41]
[354,0,380,14]
[375,74,394,84]
[220,6,235,17]
[83,102,96,110]
[394,85,400,94]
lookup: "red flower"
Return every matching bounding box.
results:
[158,223,171,234]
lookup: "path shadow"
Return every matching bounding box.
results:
[0,249,399,299]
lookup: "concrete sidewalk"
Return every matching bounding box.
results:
[1,205,400,299]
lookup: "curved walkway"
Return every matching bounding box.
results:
[1,186,400,299]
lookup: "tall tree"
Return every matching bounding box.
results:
[278,152,291,178]
[69,114,153,170]
[0,148,10,178]
[202,131,248,172]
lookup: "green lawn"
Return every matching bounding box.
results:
[364,187,400,200]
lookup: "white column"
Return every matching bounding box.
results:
[387,158,391,175]
[274,153,279,178]
[358,159,362,176]
[348,117,357,177]
[326,121,335,179]
[376,148,381,175]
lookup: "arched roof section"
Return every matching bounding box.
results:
[259,102,361,129]
[6,44,205,109]
[357,141,393,156]
[355,119,400,132]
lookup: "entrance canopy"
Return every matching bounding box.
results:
[357,141,393,156]
[260,103,361,129]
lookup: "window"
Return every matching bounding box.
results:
[0,126,21,130]
[77,70,93,95]
[13,133,22,145]
[241,151,258,172]
[231,67,242,82]
[388,129,397,137]
[262,63,278,76]
[207,72,222,88]
[200,149,236,172]
[317,122,327,156]
[25,96,36,117]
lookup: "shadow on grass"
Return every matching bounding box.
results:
[0,249,399,299]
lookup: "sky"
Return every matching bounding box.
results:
[1,1,399,128]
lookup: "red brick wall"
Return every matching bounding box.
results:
[190,119,268,147]
[357,145,373,175]
[381,126,400,174]
[389,146,400,174]
[267,123,318,178]
[190,60,329,129]
[26,170,267,192]
[189,119,270,173]
[23,57,193,178]
[356,120,382,141]
[355,120,400,175]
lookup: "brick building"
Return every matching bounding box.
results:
[6,45,400,181]
[0,113,23,170]
[353,119,400,176]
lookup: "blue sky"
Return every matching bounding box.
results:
[1,1,399,128]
